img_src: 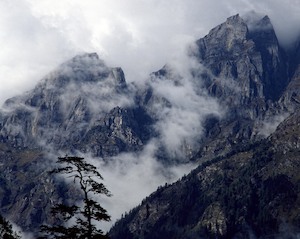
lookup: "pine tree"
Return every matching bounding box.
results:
[39,156,111,239]
[0,214,21,239]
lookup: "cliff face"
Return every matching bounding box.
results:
[110,116,300,238]
[0,53,154,232]
[189,14,296,161]
[109,14,300,239]
[197,15,288,103]
[0,13,300,236]
[0,15,296,162]
[0,53,148,157]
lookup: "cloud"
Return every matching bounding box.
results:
[147,47,223,159]
[80,141,197,231]
[1,0,300,233]
[1,0,300,105]
[255,113,289,137]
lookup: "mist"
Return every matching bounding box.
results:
[147,48,223,158]
[1,0,300,105]
[35,45,220,231]
[1,0,300,235]
[87,141,197,231]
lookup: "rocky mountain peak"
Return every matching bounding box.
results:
[0,53,136,153]
[48,53,106,84]
[60,52,103,71]
[247,14,279,51]
[253,15,272,29]
[246,14,288,102]
[37,52,127,93]
[199,14,248,59]
[244,12,273,30]
[1,12,300,237]
[196,13,289,105]
[225,14,246,32]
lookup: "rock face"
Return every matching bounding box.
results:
[109,113,300,238]
[197,14,288,104]
[189,14,295,160]
[0,15,296,162]
[0,53,154,232]
[109,14,300,239]
[0,53,147,157]
[0,13,300,236]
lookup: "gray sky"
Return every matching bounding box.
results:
[1,0,300,104]
[2,1,300,233]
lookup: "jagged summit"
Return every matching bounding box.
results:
[40,52,126,90]
[60,52,103,69]
[242,11,273,30]
[1,13,300,237]
[248,15,273,31]
[199,14,248,57]
[109,14,300,238]
[198,13,278,59]
[0,53,135,153]
[3,53,127,108]
[246,13,278,48]
[196,13,287,103]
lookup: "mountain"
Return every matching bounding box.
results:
[0,53,154,232]
[0,53,150,157]
[0,12,299,237]
[109,114,300,238]
[197,14,288,104]
[191,14,293,161]
[109,14,300,238]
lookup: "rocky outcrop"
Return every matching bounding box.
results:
[197,14,288,106]
[1,12,300,236]
[0,53,147,158]
[110,112,300,238]
[0,145,69,232]
[77,106,144,157]
[189,14,294,160]
[0,54,154,232]
[109,14,300,239]
[0,14,297,163]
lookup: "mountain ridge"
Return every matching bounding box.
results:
[0,13,299,237]
[108,13,300,238]
[109,111,300,239]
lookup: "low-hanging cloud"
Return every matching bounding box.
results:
[1,0,300,105]
[256,113,289,138]
[147,47,223,159]
[1,0,300,235]
[75,140,197,232]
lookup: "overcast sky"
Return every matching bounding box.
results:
[0,0,300,104]
[2,1,300,234]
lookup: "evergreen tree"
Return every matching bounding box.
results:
[39,156,111,239]
[0,214,21,239]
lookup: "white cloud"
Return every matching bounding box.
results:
[81,141,197,231]
[147,49,223,158]
[255,113,289,137]
[1,0,300,104]
[1,0,300,232]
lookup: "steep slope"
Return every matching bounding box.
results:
[0,53,155,233]
[109,14,300,239]
[197,14,288,104]
[0,12,300,235]
[280,39,300,109]
[0,53,149,158]
[109,110,300,239]
[190,14,291,160]
[138,14,293,163]
[0,145,66,231]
